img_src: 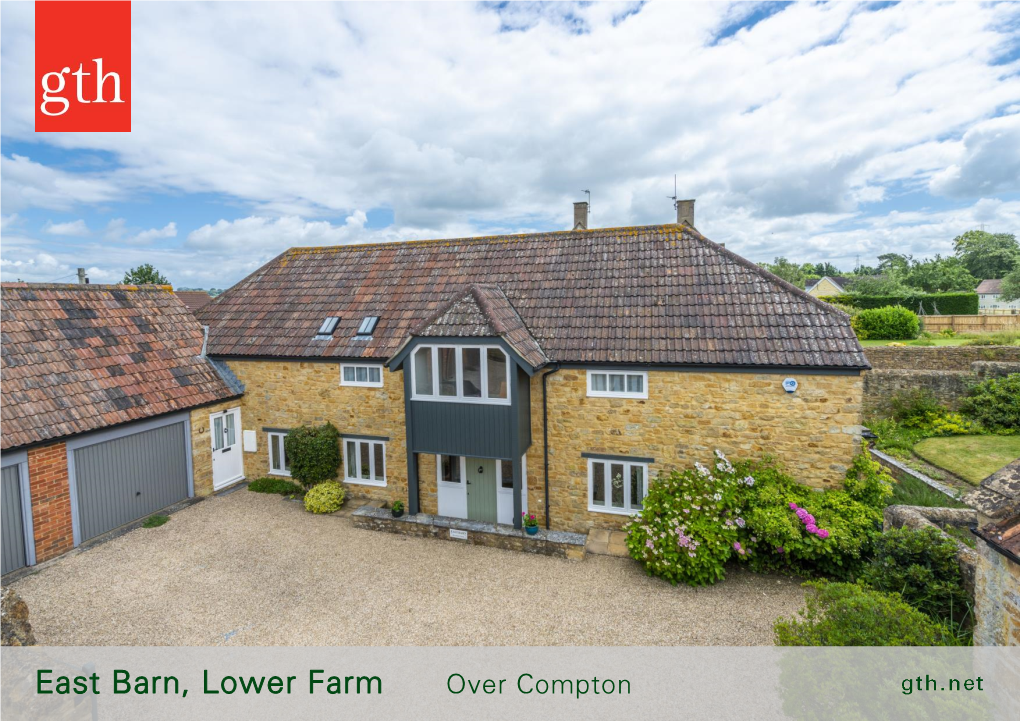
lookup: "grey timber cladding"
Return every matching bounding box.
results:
[1,465,27,575]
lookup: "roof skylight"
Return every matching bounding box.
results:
[356,316,379,336]
[314,316,340,340]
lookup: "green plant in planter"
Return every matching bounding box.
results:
[284,422,341,488]
[522,512,538,528]
[391,500,404,517]
[303,481,345,514]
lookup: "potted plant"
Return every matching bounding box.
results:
[391,500,404,518]
[522,512,539,535]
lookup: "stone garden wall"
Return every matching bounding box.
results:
[862,346,1020,417]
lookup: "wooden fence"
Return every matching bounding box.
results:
[921,315,1020,333]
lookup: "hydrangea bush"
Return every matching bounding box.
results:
[624,451,751,586]
[625,450,893,587]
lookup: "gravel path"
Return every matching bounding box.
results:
[10,491,805,646]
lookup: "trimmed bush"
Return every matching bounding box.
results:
[960,373,1020,432]
[851,306,919,340]
[284,422,341,488]
[774,581,956,646]
[830,292,978,315]
[842,450,894,508]
[248,477,303,495]
[858,527,971,628]
[303,481,345,514]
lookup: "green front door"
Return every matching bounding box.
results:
[465,457,498,524]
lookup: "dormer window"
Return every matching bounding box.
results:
[314,316,340,340]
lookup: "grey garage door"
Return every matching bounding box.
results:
[73,421,190,543]
[2,465,28,575]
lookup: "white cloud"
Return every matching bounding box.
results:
[0,155,121,212]
[1,1,1019,284]
[929,114,1020,198]
[43,219,91,236]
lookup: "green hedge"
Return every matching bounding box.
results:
[284,422,341,488]
[851,306,920,340]
[829,292,978,315]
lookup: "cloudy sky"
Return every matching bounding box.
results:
[2,1,1020,288]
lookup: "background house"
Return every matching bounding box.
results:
[976,279,1020,314]
[0,283,242,576]
[805,276,853,298]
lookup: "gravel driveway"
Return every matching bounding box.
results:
[9,490,805,646]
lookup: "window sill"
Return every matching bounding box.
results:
[411,396,511,406]
[586,392,648,400]
[588,505,641,516]
[268,470,292,478]
[344,478,387,488]
[340,382,384,389]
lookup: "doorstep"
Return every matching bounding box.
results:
[585,529,630,558]
[351,506,586,560]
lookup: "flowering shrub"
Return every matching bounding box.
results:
[625,451,890,586]
[903,410,976,436]
[624,451,749,586]
[522,512,538,528]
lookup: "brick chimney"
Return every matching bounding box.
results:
[573,201,588,230]
[676,199,695,227]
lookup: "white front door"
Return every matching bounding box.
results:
[210,408,244,489]
[437,455,467,519]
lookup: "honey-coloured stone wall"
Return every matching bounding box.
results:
[525,369,864,533]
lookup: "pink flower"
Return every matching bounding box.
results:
[804,514,815,525]
[806,524,818,534]
[733,541,742,551]
[788,502,798,510]
[736,518,745,528]
[817,529,830,540]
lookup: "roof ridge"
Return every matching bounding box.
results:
[1,283,174,292]
[284,223,682,256]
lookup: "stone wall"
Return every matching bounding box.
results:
[862,352,1020,417]
[1,588,35,646]
[201,360,408,505]
[26,443,73,562]
[974,540,1020,646]
[527,369,864,533]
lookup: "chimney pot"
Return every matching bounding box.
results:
[676,199,695,227]
[573,201,588,230]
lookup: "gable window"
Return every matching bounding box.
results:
[588,458,646,515]
[340,363,383,388]
[268,432,290,476]
[315,316,340,340]
[411,345,511,404]
[344,438,386,487]
[587,370,647,399]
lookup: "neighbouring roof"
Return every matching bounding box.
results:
[975,279,1003,295]
[1,283,241,451]
[411,284,549,368]
[974,515,1020,564]
[197,224,869,370]
[806,276,852,293]
[964,459,1020,521]
[175,290,213,312]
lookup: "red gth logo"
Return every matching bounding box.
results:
[35,1,131,132]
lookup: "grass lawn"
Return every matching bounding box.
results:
[912,435,1020,485]
[888,472,967,508]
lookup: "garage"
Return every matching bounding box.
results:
[1,457,35,575]
[69,416,193,544]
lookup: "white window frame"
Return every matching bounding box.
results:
[411,344,511,405]
[586,370,648,399]
[587,458,648,516]
[340,363,384,388]
[343,438,387,487]
[267,432,291,477]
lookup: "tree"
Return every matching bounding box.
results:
[901,255,977,293]
[760,257,816,287]
[846,274,907,295]
[877,253,911,276]
[1000,267,1020,303]
[953,230,1020,280]
[123,264,169,285]
[810,262,842,277]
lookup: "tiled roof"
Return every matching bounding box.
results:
[413,284,549,368]
[197,224,869,369]
[1,283,240,451]
[175,290,213,312]
[975,279,1003,294]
